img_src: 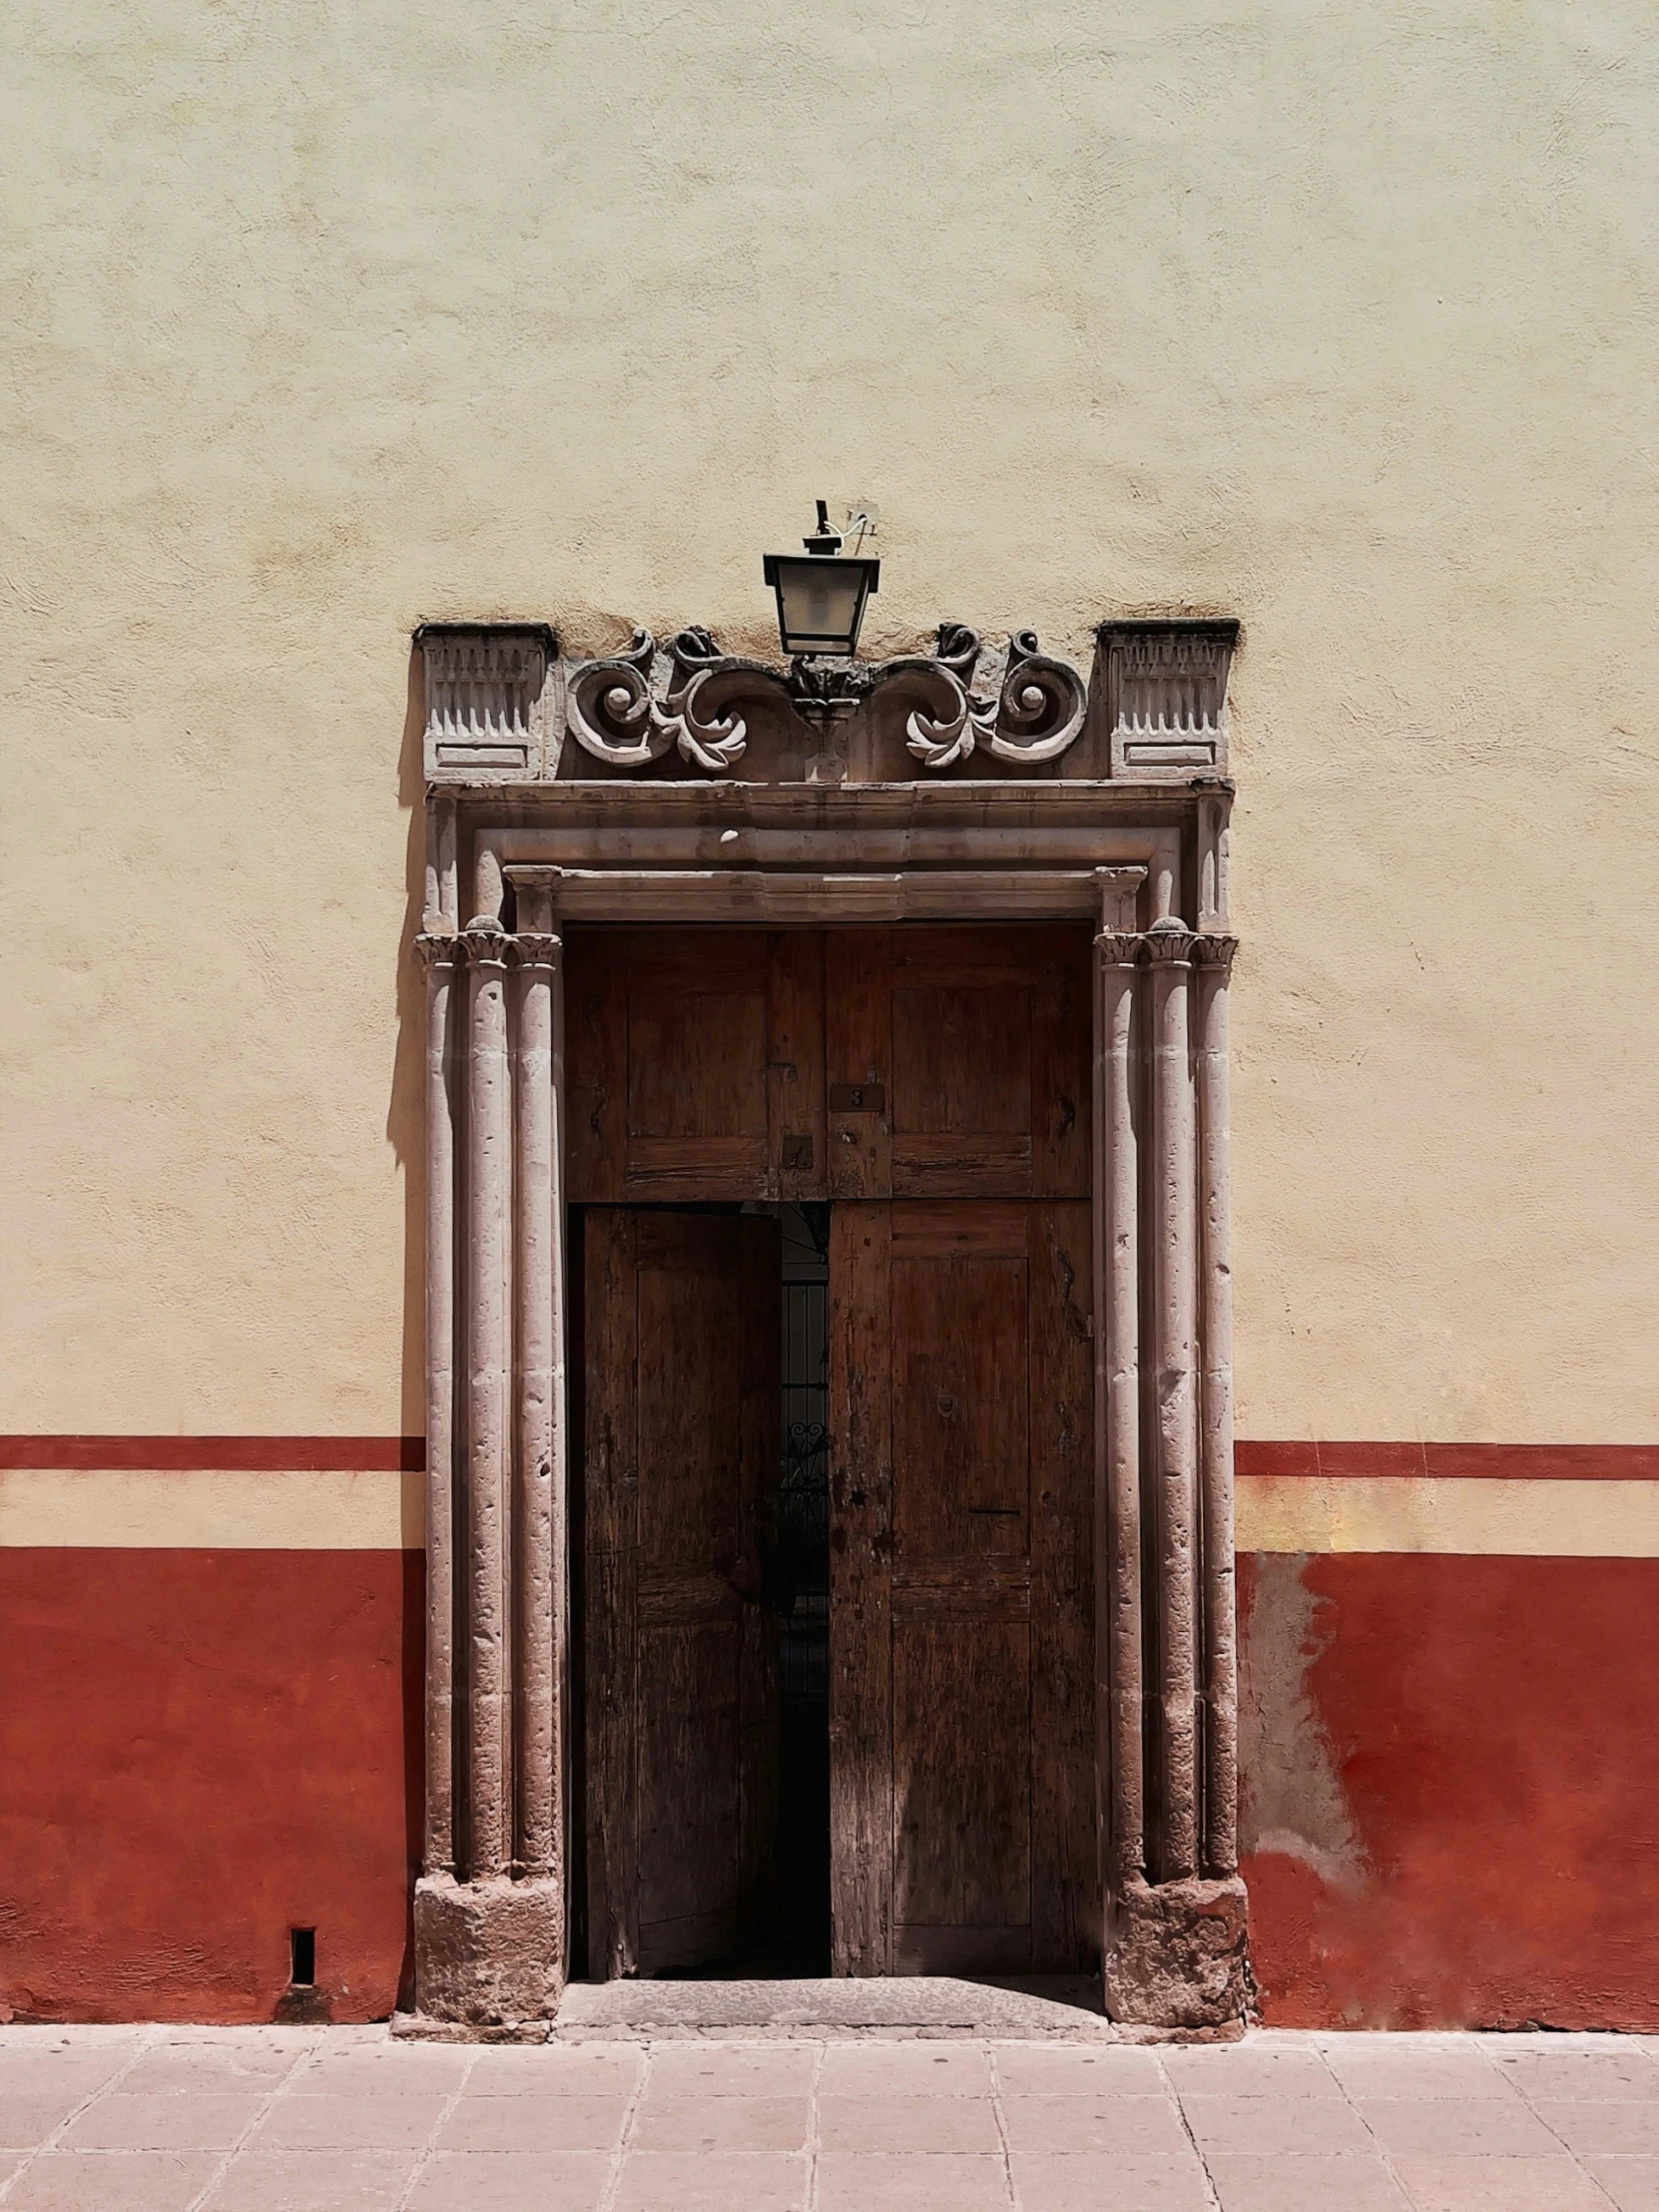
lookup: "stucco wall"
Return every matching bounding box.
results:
[4,0,1656,1440]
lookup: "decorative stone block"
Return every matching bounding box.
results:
[413,1872,564,2026]
[1101,620,1239,781]
[418,624,556,781]
[1104,1874,1250,2027]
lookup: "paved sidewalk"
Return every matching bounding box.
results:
[1,2024,1657,2210]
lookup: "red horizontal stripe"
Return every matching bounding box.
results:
[0,1436,424,1472]
[1237,1441,1659,1481]
[2,1437,1652,1480]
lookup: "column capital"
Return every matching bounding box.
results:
[1192,933,1238,974]
[1144,921,1198,966]
[415,930,462,968]
[512,932,563,969]
[1094,929,1145,966]
[462,921,513,970]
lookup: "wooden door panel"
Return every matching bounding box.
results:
[584,1209,781,1979]
[826,926,1091,1201]
[635,1218,743,1576]
[892,1246,1029,1560]
[639,1617,743,1961]
[891,987,1033,1131]
[628,994,767,1139]
[829,1197,1095,1976]
[567,928,825,1201]
[893,1617,1032,1936]
[570,922,1084,1203]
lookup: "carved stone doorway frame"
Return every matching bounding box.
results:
[409,629,1247,2032]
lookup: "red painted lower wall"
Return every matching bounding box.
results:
[0,1550,421,2024]
[6,1540,1657,2028]
[1240,1553,1659,2030]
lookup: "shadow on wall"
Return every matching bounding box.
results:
[388,642,427,1444]
[385,642,429,2012]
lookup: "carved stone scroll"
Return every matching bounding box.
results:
[565,627,774,773]
[557,622,1089,777]
[891,625,1089,769]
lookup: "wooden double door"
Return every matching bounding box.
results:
[572,925,1096,1978]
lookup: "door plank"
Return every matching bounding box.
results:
[889,1199,1034,1971]
[892,1615,1032,1941]
[768,930,829,1200]
[828,1201,893,1973]
[826,929,892,1200]
[566,941,628,1202]
[584,1210,639,1977]
[739,1216,783,1930]
[1031,928,1092,1199]
[883,926,1091,1201]
[892,1241,1029,1563]
[1028,1200,1098,1966]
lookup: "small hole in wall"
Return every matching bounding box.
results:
[289,1929,315,1987]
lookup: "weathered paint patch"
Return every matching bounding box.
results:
[0,1549,421,2023]
[1240,1553,1659,2029]
[1238,1553,1367,1893]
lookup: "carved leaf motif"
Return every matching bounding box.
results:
[565,626,758,775]
[884,625,990,768]
[896,626,1087,770]
[654,632,748,772]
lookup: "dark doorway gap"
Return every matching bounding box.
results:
[571,1200,831,1980]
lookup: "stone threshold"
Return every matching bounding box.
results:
[394,1974,1246,2043]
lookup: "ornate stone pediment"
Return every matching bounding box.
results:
[417,617,1240,788]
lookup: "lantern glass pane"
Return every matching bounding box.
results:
[773,558,868,655]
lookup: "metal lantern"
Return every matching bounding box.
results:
[763,502,880,658]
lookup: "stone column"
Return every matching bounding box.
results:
[417,931,459,1882]
[1094,928,1145,1892]
[512,885,563,1888]
[466,921,512,1880]
[1098,924,1249,2029]
[1146,922,1200,1882]
[413,900,565,2028]
[1195,934,1240,1880]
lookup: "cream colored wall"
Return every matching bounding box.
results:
[3,0,1655,1439]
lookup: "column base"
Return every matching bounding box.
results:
[1103,1875,1250,2029]
[411,1874,564,2029]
